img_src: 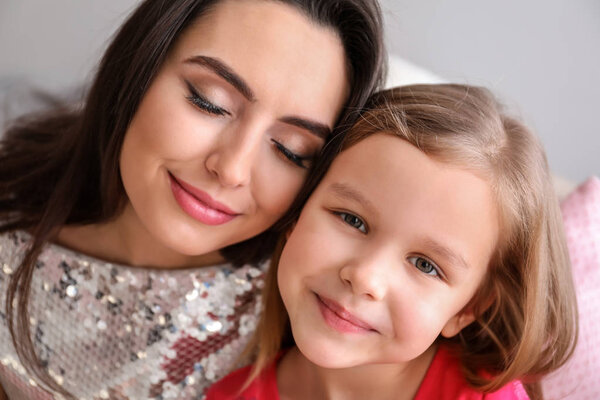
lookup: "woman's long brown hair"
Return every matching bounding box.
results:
[0,0,386,397]
[246,84,578,399]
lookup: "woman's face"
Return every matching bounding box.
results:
[119,0,349,263]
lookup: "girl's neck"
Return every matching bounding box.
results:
[277,345,437,400]
[55,203,226,269]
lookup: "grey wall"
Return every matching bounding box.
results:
[1,0,598,183]
[0,1,138,92]
[381,0,600,183]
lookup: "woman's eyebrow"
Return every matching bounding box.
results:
[279,116,331,140]
[185,55,332,140]
[185,55,255,101]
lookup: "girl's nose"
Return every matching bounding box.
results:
[204,124,263,188]
[339,251,392,301]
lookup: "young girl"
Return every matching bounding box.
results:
[0,0,385,398]
[206,84,578,399]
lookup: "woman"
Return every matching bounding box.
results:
[0,0,386,398]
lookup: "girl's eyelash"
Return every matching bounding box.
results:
[185,81,230,116]
[407,256,443,279]
[332,211,368,234]
[271,139,311,169]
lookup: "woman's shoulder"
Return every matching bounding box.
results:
[415,345,529,400]
[0,228,266,279]
[0,229,269,398]
[0,229,30,267]
[0,229,268,325]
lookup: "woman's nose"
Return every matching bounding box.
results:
[339,251,392,301]
[204,125,263,188]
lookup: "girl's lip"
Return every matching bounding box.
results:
[168,173,239,225]
[315,293,377,333]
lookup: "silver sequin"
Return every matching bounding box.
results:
[2,263,12,275]
[0,230,266,399]
[65,285,77,297]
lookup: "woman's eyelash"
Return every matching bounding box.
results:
[408,256,443,279]
[333,211,367,233]
[185,81,230,116]
[271,140,311,169]
[183,81,311,169]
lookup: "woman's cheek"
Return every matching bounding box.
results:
[253,159,306,218]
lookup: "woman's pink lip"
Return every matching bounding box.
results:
[169,173,239,225]
[170,173,237,215]
[316,293,376,333]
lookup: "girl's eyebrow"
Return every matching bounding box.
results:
[327,182,376,214]
[420,237,470,271]
[328,183,472,272]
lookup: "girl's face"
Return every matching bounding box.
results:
[119,0,349,262]
[278,134,500,369]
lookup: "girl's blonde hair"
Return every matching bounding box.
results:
[245,84,578,398]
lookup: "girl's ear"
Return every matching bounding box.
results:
[440,311,476,338]
[441,283,496,338]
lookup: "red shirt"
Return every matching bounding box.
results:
[414,346,529,400]
[205,353,281,400]
[206,346,529,399]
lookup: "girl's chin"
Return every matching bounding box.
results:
[294,339,362,369]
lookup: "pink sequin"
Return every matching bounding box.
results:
[0,230,266,399]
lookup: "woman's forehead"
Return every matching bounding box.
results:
[168,0,349,127]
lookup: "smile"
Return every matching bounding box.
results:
[169,173,239,225]
[315,293,376,334]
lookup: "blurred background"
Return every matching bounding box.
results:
[0,0,598,184]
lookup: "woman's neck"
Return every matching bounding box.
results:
[55,203,226,269]
[277,345,437,400]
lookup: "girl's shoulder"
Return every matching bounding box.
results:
[205,352,282,400]
[482,382,530,400]
[415,345,530,400]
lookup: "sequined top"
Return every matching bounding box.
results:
[0,230,266,400]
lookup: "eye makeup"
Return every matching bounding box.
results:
[271,139,314,168]
[184,80,230,116]
[183,78,318,169]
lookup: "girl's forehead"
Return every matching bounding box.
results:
[315,134,499,279]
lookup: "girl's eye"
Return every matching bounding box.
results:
[271,139,312,169]
[334,211,367,233]
[185,81,230,116]
[408,256,440,277]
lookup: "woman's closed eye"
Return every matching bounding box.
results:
[185,80,230,116]
[185,79,315,169]
[333,211,367,233]
[408,256,442,278]
[271,139,313,169]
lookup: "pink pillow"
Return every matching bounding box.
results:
[542,176,600,399]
